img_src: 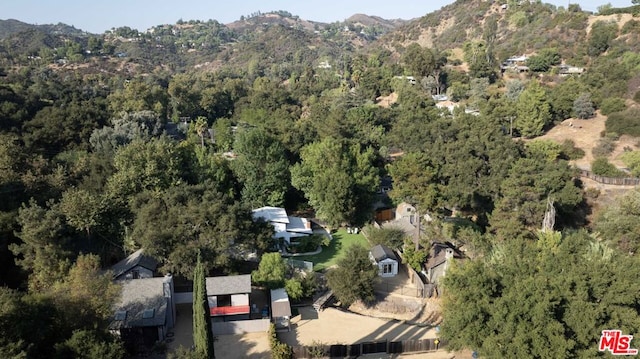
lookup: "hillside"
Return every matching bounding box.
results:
[0,18,89,39]
[382,0,640,64]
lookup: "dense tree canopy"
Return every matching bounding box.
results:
[291,137,378,226]
[326,244,378,307]
[2,3,640,356]
[441,232,640,358]
[130,183,271,277]
[232,128,290,207]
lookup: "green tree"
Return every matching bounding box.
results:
[232,128,290,207]
[591,157,626,177]
[366,227,406,249]
[401,242,427,272]
[192,253,214,359]
[588,20,618,57]
[620,151,640,177]
[106,137,188,200]
[490,158,583,239]
[252,252,286,289]
[59,188,103,243]
[387,152,440,212]
[526,48,561,72]
[55,330,125,359]
[572,93,595,119]
[50,254,122,335]
[515,81,551,138]
[326,244,377,307]
[131,183,264,277]
[89,111,164,154]
[441,233,640,358]
[107,79,168,117]
[291,138,378,226]
[11,199,71,292]
[463,41,495,80]
[594,189,640,254]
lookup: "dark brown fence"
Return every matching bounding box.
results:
[580,170,640,186]
[292,338,446,358]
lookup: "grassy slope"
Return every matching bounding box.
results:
[297,228,370,271]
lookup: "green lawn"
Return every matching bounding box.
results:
[296,228,370,271]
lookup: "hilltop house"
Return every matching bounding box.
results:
[252,206,313,245]
[111,248,158,280]
[109,275,176,352]
[369,244,399,278]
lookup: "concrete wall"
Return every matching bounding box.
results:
[175,292,193,305]
[212,318,270,335]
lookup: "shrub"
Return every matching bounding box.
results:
[591,157,627,177]
[269,324,292,359]
[365,226,406,249]
[559,139,585,160]
[620,151,640,177]
[573,93,595,119]
[606,108,640,136]
[600,97,626,115]
[592,137,617,158]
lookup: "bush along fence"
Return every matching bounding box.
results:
[580,170,640,186]
[292,338,446,358]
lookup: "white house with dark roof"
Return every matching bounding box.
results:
[111,248,158,280]
[369,244,399,277]
[110,274,175,352]
[206,274,252,320]
[252,206,313,244]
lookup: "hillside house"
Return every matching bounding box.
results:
[252,206,313,245]
[111,248,158,280]
[110,275,176,352]
[369,244,399,278]
[425,242,463,284]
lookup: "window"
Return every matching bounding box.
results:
[217,295,232,307]
[114,310,127,321]
[383,263,394,274]
[142,309,155,319]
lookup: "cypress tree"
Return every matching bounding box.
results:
[193,253,215,358]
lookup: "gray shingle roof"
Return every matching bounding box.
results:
[110,277,167,330]
[111,248,158,279]
[206,274,251,296]
[370,244,398,262]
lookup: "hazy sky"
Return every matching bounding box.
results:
[2,0,634,33]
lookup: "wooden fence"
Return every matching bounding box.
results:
[579,170,640,186]
[292,338,446,358]
[396,252,429,298]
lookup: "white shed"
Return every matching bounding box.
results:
[369,245,399,278]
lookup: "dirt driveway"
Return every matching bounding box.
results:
[279,306,438,347]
